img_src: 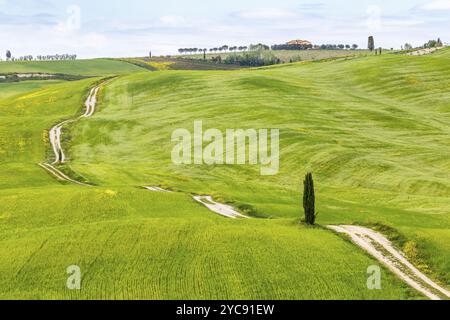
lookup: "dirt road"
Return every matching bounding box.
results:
[49,85,100,165]
[42,84,101,184]
[193,196,249,219]
[328,225,450,300]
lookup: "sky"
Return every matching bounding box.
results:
[0,0,448,59]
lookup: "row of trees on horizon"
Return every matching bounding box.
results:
[368,36,444,52]
[178,45,249,55]
[2,37,446,62]
[178,43,361,55]
[2,50,77,62]
[178,37,447,57]
[402,38,443,50]
[272,43,359,50]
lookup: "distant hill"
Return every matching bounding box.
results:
[0,59,144,76]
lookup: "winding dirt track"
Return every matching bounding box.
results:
[144,186,172,193]
[328,225,450,300]
[143,188,248,219]
[49,86,100,165]
[38,163,89,186]
[40,85,101,184]
[193,196,249,219]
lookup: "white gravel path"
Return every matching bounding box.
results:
[49,85,100,165]
[144,186,172,192]
[42,84,102,185]
[38,163,90,186]
[328,225,450,300]
[193,196,249,219]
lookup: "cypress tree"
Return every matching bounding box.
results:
[303,172,316,225]
[368,36,375,52]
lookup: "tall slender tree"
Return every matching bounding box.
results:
[368,36,375,52]
[303,173,316,225]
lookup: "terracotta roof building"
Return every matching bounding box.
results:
[287,40,312,46]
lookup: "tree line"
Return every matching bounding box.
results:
[403,38,444,50]
[3,50,77,61]
[272,43,358,51]
[178,45,249,55]
[179,43,360,55]
[424,38,443,49]
[223,50,280,67]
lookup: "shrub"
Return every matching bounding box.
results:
[248,43,270,51]
[404,43,413,50]
[424,40,438,48]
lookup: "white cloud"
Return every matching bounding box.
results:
[0,1,446,59]
[72,33,108,50]
[235,8,297,20]
[383,19,424,27]
[421,0,450,11]
[159,15,186,27]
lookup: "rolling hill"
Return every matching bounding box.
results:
[0,59,145,76]
[0,50,448,299]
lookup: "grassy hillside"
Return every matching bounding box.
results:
[0,79,413,299]
[121,50,371,72]
[0,185,414,300]
[122,57,248,71]
[0,78,102,188]
[69,49,450,285]
[0,59,145,76]
[0,49,448,299]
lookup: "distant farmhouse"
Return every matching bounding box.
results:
[272,39,313,51]
[286,40,312,46]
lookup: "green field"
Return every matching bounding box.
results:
[177,49,370,63]
[120,57,247,71]
[0,50,448,299]
[0,59,145,76]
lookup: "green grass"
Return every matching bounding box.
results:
[0,50,449,299]
[137,57,248,70]
[70,49,450,286]
[0,80,65,100]
[0,71,410,300]
[0,185,414,300]
[0,59,145,76]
